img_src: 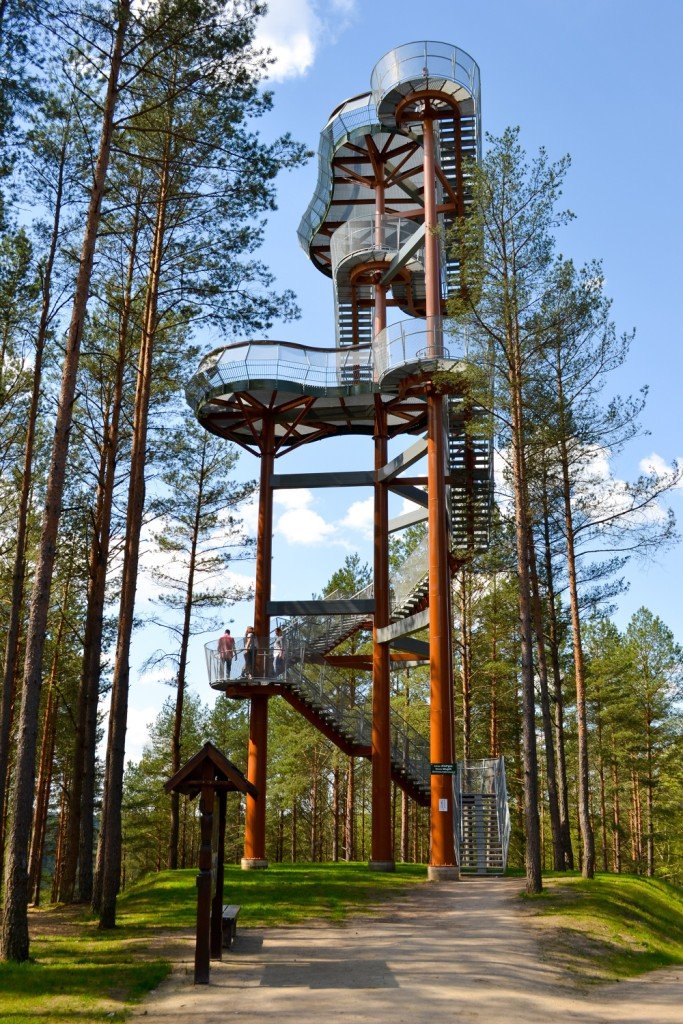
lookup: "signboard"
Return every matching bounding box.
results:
[431,763,456,775]
[438,798,448,812]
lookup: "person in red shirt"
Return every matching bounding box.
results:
[217,628,235,680]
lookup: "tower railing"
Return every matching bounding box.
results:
[453,756,511,873]
[330,216,423,277]
[373,316,472,384]
[370,40,481,132]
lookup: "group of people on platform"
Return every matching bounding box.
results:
[216,625,285,681]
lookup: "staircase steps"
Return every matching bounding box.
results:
[454,759,511,874]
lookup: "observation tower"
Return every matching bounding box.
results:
[187,41,508,878]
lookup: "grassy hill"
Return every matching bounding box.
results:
[523,872,683,981]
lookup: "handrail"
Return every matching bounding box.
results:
[373,316,472,383]
[330,217,423,278]
[370,40,481,132]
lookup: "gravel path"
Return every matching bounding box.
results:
[131,878,682,1024]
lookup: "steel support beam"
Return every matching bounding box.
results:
[380,222,426,286]
[243,417,274,871]
[389,636,430,659]
[267,599,375,616]
[271,471,374,489]
[387,483,428,508]
[389,506,428,532]
[423,113,458,880]
[378,436,428,482]
[376,608,430,643]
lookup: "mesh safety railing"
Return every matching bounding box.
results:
[373,316,472,383]
[454,757,511,871]
[371,40,481,123]
[330,217,424,278]
[186,340,375,412]
[298,93,379,255]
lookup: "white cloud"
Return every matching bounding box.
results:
[639,451,683,488]
[274,488,314,510]
[254,0,357,81]
[276,506,336,545]
[124,703,160,762]
[341,496,374,538]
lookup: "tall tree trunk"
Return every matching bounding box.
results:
[540,469,573,868]
[645,721,655,877]
[508,334,542,893]
[168,442,204,868]
[0,124,69,886]
[489,574,499,757]
[51,784,69,904]
[331,759,339,862]
[345,757,355,861]
[527,528,564,870]
[291,800,297,862]
[309,746,318,861]
[611,735,621,873]
[597,713,608,873]
[27,648,62,905]
[95,139,169,928]
[1,8,129,960]
[70,186,143,904]
[555,353,595,879]
[459,569,471,759]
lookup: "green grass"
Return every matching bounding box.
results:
[0,928,169,1023]
[0,861,426,1023]
[523,872,683,981]
[117,861,427,929]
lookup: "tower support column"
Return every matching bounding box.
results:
[242,417,274,870]
[370,399,394,870]
[423,112,459,880]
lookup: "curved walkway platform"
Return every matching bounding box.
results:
[131,879,682,1024]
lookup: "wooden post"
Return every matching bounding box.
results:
[210,790,227,959]
[195,762,214,984]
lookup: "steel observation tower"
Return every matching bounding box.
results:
[187,42,508,878]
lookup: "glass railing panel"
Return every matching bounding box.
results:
[373,316,472,382]
[371,41,481,111]
[330,217,423,277]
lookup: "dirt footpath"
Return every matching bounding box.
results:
[131,878,682,1024]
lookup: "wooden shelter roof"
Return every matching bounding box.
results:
[165,741,257,799]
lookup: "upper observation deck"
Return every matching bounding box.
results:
[370,41,481,128]
[297,41,481,333]
[186,321,475,452]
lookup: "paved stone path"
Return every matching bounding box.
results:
[131,878,683,1023]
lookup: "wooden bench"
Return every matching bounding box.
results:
[221,904,240,949]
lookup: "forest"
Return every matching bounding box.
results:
[0,0,681,966]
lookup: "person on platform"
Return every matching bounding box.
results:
[217,628,235,680]
[273,626,285,676]
[243,626,256,679]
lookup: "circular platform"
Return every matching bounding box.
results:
[186,338,432,452]
[370,41,481,128]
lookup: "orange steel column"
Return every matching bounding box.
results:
[370,175,393,870]
[423,114,458,880]
[371,398,394,870]
[242,416,274,870]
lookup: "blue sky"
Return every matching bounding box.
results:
[125,0,683,759]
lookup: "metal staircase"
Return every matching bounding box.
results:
[453,758,511,874]
[448,400,493,553]
[438,113,479,298]
[336,294,374,348]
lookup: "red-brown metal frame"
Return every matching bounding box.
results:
[204,79,470,877]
